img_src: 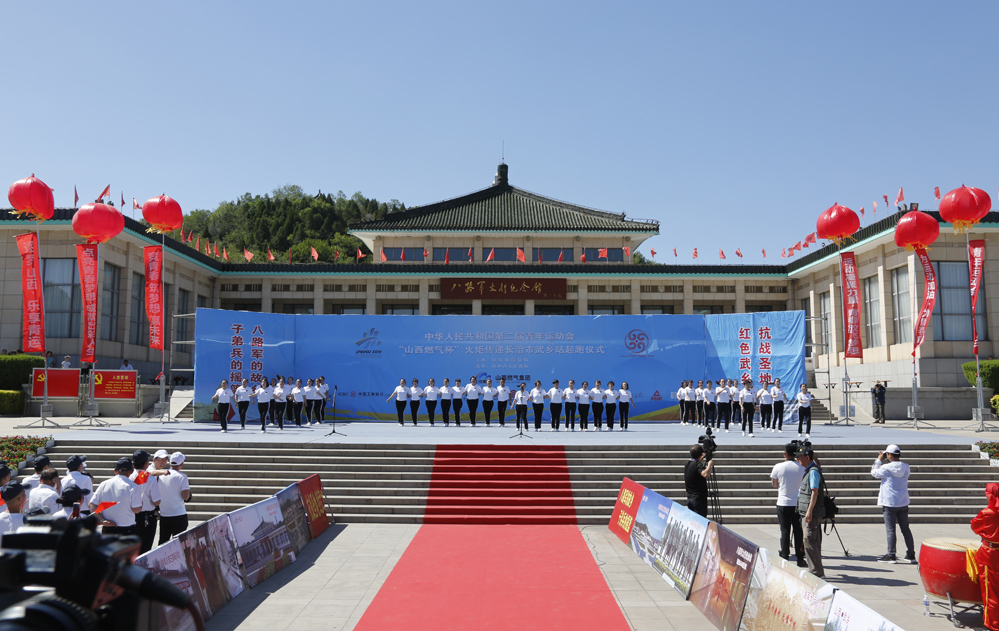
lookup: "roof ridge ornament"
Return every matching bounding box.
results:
[493,163,509,187]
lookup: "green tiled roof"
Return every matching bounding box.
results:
[349,170,659,233]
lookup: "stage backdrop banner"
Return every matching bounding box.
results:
[824,589,903,631]
[228,497,296,588]
[738,548,834,631]
[657,503,710,599]
[31,368,79,398]
[689,522,759,631]
[194,311,806,421]
[609,477,646,544]
[133,539,198,631]
[297,474,331,538]
[275,483,312,556]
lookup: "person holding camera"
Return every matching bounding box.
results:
[872,444,915,563]
[771,444,807,567]
[872,381,887,424]
[685,444,715,518]
[89,457,142,536]
[796,446,825,578]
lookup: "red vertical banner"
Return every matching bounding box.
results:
[15,233,45,353]
[144,246,164,350]
[969,239,986,356]
[608,477,646,544]
[913,248,937,356]
[296,474,331,538]
[840,252,863,359]
[77,244,99,362]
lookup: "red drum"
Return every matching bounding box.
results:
[919,537,983,604]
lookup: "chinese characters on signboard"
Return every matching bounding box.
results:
[440,278,567,300]
[840,252,863,359]
[77,244,99,362]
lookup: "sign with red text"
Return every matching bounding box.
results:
[296,474,331,538]
[16,233,45,353]
[440,277,567,300]
[970,239,985,356]
[913,248,937,356]
[144,246,164,350]
[32,368,80,398]
[77,244,99,362]
[840,252,863,359]
[93,370,138,399]
[608,477,646,544]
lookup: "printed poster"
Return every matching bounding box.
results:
[823,590,903,631]
[740,548,834,631]
[297,473,331,538]
[609,477,646,544]
[133,539,197,631]
[275,483,312,556]
[657,503,710,598]
[228,497,296,587]
[690,522,759,631]
[177,515,245,619]
[629,488,672,574]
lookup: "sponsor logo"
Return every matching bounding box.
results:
[355,327,382,355]
[650,390,663,402]
[624,329,651,356]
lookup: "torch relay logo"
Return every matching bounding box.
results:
[355,327,382,355]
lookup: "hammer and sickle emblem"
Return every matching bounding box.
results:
[94,374,103,386]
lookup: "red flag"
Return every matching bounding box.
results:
[180,227,185,241]
[97,184,110,201]
[804,233,816,245]
[205,242,210,257]
[121,191,125,208]
[650,248,656,258]
[735,248,742,258]
[598,248,608,259]
[580,251,586,263]
[133,197,141,210]
[781,248,786,258]
[719,249,726,260]
[623,246,631,257]
[793,241,802,252]
[74,185,79,207]
[467,247,473,262]
[267,248,275,261]
[334,250,340,262]
[400,248,406,262]
[934,186,941,200]
[859,206,865,219]
[538,248,543,263]
[444,248,450,265]
[380,248,387,262]
[289,250,293,264]
[486,248,495,262]
[970,239,986,355]
[517,247,526,262]
[894,187,904,206]
[311,246,319,261]
[243,248,253,262]
[77,244,98,362]
[93,501,118,515]
[133,470,150,485]
[357,248,366,260]
[212,242,219,257]
[423,248,428,259]
[223,247,229,262]
[16,234,44,353]
[873,200,878,215]
[195,235,201,252]
[558,248,564,262]
[913,248,937,356]
[762,249,767,258]
[692,248,698,259]
[673,248,677,258]
[882,194,889,207]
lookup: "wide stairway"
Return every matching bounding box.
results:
[39,440,992,525]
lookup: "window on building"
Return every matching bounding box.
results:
[482,247,520,262]
[232,303,262,312]
[432,304,473,315]
[197,295,208,309]
[433,247,473,262]
[641,305,675,314]
[932,261,989,341]
[129,273,148,346]
[588,305,624,315]
[583,248,624,262]
[862,276,882,347]
[382,247,424,261]
[891,266,912,344]
[282,303,314,314]
[100,263,121,342]
[693,305,724,315]
[746,305,774,312]
[382,304,418,315]
[818,291,831,349]
[535,305,574,315]
[41,259,82,338]
[801,298,811,357]
[482,305,525,315]
[177,289,190,341]
[532,248,573,262]
[328,305,366,315]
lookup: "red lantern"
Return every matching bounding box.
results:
[816,203,860,247]
[938,185,991,233]
[141,194,183,233]
[72,202,124,244]
[894,210,940,250]
[7,174,55,222]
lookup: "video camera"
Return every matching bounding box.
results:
[0,514,201,631]
[698,427,717,462]
[788,438,812,454]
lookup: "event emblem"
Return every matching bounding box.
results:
[355,327,382,355]
[624,329,651,356]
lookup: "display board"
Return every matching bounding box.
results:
[274,483,312,556]
[823,590,903,631]
[228,497,296,587]
[92,369,137,399]
[739,549,834,631]
[133,539,198,631]
[297,473,331,538]
[609,477,645,544]
[177,515,245,619]
[658,503,710,598]
[31,368,79,397]
[194,311,806,421]
[629,488,674,574]
[689,522,759,631]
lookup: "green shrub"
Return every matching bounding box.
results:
[977,441,999,457]
[962,360,999,393]
[0,354,46,390]
[0,390,24,416]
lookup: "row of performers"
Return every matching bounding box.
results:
[676,378,817,436]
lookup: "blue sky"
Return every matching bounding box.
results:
[4,2,997,262]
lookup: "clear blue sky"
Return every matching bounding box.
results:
[4,2,998,262]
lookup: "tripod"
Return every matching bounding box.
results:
[510,409,533,441]
[322,386,345,438]
[707,462,722,524]
[823,517,851,557]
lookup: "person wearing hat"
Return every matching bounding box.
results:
[130,450,162,553]
[795,446,826,578]
[25,469,61,517]
[89,457,142,535]
[61,355,71,369]
[971,483,999,631]
[52,484,90,521]
[872,444,915,563]
[22,455,58,502]
[157,452,191,545]
[0,466,10,514]
[0,482,26,543]
[61,455,94,507]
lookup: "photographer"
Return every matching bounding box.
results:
[796,446,825,578]
[685,444,715,518]
[872,444,915,563]
[770,443,806,567]
[872,381,887,424]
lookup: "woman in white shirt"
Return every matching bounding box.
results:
[439,378,452,426]
[715,379,730,431]
[728,379,741,432]
[796,384,814,437]
[590,380,605,430]
[496,378,511,427]
[235,378,252,430]
[618,382,633,431]
[685,382,697,425]
[530,380,546,431]
[577,381,591,430]
[385,379,409,426]
[756,380,774,431]
[676,381,688,425]
[481,378,497,426]
[408,378,423,426]
[303,378,319,425]
[254,377,272,433]
[424,378,439,426]
[563,380,578,431]
[702,380,715,429]
[771,378,788,432]
[604,381,619,430]
[291,378,306,427]
[271,378,286,430]
[546,380,564,431]
[738,380,756,437]
[315,376,329,424]
[514,383,530,430]
[451,379,464,426]
[211,380,232,433]
[695,380,705,426]
[464,376,482,426]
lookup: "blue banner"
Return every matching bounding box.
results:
[193,310,805,421]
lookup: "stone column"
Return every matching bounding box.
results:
[524,299,535,315]
[577,284,588,315]
[683,281,693,314]
[366,279,376,315]
[419,279,430,315]
[472,299,482,315]
[261,280,273,313]
[630,279,641,314]
[313,279,323,315]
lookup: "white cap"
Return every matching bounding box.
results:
[153,449,169,459]
[885,444,901,455]
[169,451,186,466]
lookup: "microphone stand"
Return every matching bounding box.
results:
[323,386,345,438]
[510,406,533,441]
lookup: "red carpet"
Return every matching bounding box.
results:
[423,445,577,525]
[353,525,630,631]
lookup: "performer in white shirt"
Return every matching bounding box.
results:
[304,378,321,425]
[481,378,497,426]
[590,380,605,430]
[604,381,619,430]
[546,380,564,431]
[271,378,286,430]
[496,378,511,427]
[464,376,483,426]
[385,379,409,426]
[530,380,546,431]
[685,382,697,425]
[695,380,705,427]
[728,379,741,433]
[739,380,757,437]
[424,378,439,426]
[563,380,578,431]
[316,376,330,424]
[211,380,232,433]
[439,378,452,426]
[757,381,774,431]
[290,378,306,427]
[514,383,530,430]
[618,383,633,431]
[254,377,272,433]
[235,378,252,429]
[408,378,423,426]
[796,384,814,438]
[677,381,688,425]
[702,380,716,429]
[771,378,788,432]
[715,380,731,432]
[451,378,464,426]
[577,381,591,430]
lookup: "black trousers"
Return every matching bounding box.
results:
[678,399,686,422]
[687,494,708,519]
[696,400,704,424]
[482,400,494,425]
[395,399,406,424]
[286,398,294,422]
[316,398,326,422]
[441,399,452,425]
[777,505,805,561]
[798,406,812,434]
[718,402,730,429]
[731,402,742,430]
[426,400,437,425]
[294,401,304,425]
[158,514,188,545]
[605,403,616,429]
[257,403,269,430]
[578,404,590,429]
[741,403,755,433]
[453,399,463,425]
[760,403,773,428]
[592,402,604,428]
[619,402,629,429]
[135,510,158,554]
[703,402,714,428]
[497,400,508,425]
[683,400,695,424]
[533,403,544,430]
[409,400,420,425]
[217,403,229,431]
[237,401,249,427]
[565,402,576,429]
[467,399,479,425]
[516,404,528,429]
[774,401,785,429]
[303,400,313,423]
[550,403,562,429]
[272,402,285,429]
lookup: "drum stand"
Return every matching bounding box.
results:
[926,594,980,628]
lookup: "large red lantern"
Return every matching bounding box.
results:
[7,174,55,222]
[938,185,991,233]
[72,202,124,244]
[894,210,940,250]
[816,203,860,247]
[141,194,183,233]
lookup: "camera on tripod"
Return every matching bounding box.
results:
[0,514,200,631]
[698,427,717,462]
[788,438,812,454]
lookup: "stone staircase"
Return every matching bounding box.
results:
[35,440,992,526]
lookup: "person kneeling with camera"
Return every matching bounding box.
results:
[89,457,142,536]
[685,444,715,518]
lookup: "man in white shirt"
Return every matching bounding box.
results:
[157,452,191,545]
[25,469,61,518]
[90,457,142,535]
[131,450,163,553]
[770,444,807,567]
[0,482,26,544]
[22,455,57,502]
[120,359,132,370]
[52,484,90,521]
[62,455,94,512]
[872,444,915,563]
